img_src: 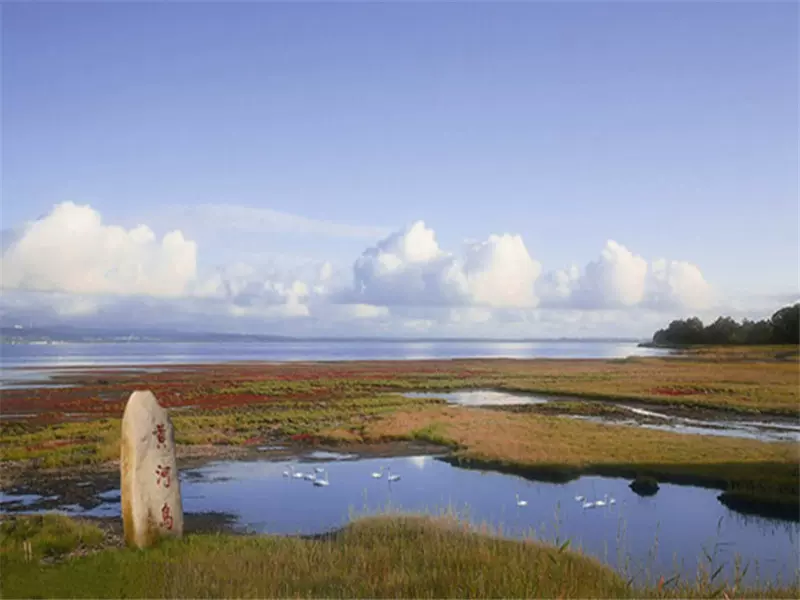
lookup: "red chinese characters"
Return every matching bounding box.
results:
[152,423,166,449]
[155,464,172,488]
[161,502,174,530]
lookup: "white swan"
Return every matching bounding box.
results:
[282,466,292,477]
[313,469,330,487]
[574,495,585,502]
[372,466,384,479]
[608,497,616,505]
[387,467,400,482]
[582,500,596,509]
[292,466,305,479]
[595,494,608,508]
[304,472,317,481]
[516,493,528,507]
[314,467,325,473]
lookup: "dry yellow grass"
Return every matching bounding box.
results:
[473,356,799,414]
[346,406,799,502]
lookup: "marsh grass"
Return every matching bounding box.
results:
[0,419,120,468]
[0,514,105,560]
[1,512,797,599]
[3,393,797,509]
[0,394,441,468]
[359,406,800,508]
[209,355,799,415]
[2,357,797,510]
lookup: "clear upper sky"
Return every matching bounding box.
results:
[2,2,798,335]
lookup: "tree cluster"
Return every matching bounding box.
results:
[652,303,799,345]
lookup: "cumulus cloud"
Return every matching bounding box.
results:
[349,221,542,308]
[572,240,648,308]
[1,202,197,297]
[194,262,320,319]
[460,235,541,307]
[538,265,580,306]
[537,241,715,312]
[646,259,715,311]
[1,202,722,336]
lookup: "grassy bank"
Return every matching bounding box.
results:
[335,405,799,510]
[0,394,442,470]
[2,514,796,599]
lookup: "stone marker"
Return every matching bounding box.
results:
[120,390,183,548]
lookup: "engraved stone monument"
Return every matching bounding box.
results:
[120,390,184,548]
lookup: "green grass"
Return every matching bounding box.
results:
[0,514,105,560]
[0,419,120,468]
[0,395,443,468]
[510,400,634,418]
[409,422,459,447]
[1,514,796,599]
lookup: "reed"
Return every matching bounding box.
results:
[1,513,797,599]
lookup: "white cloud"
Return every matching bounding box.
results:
[311,302,390,322]
[646,259,715,311]
[1,202,197,297]
[1,202,727,337]
[537,241,715,313]
[349,221,542,308]
[460,234,541,308]
[537,265,580,306]
[346,303,389,319]
[573,240,648,308]
[194,262,320,320]
[447,307,493,324]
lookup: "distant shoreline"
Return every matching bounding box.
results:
[2,337,645,345]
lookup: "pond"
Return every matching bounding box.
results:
[405,390,800,443]
[2,454,797,586]
[403,390,547,406]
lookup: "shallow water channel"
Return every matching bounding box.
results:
[2,453,798,586]
[405,390,800,443]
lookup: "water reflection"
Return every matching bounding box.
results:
[404,390,546,406]
[2,455,796,585]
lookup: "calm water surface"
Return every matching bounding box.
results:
[0,340,666,371]
[2,454,797,585]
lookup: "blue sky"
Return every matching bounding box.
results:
[2,2,798,336]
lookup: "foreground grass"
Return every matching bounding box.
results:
[339,406,800,508]
[0,514,105,560]
[2,514,796,599]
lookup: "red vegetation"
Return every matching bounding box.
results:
[1,361,485,422]
[25,439,78,452]
[650,387,709,396]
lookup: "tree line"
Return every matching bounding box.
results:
[652,303,799,346]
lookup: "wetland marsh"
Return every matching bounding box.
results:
[1,349,798,597]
